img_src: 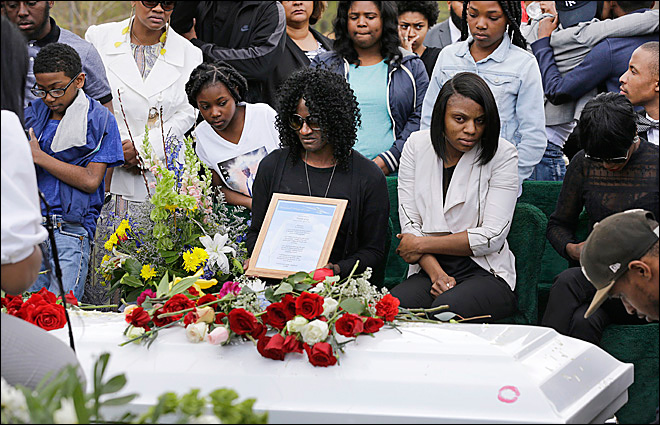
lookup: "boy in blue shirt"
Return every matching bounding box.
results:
[24,43,123,301]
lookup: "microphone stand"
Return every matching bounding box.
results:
[39,191,76,353]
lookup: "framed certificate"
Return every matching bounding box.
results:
[246,193,348,279]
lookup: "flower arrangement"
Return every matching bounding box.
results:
[0,352,267,424]
[97,130,249,303]
[1,288,79,331]
[119,262,461,367]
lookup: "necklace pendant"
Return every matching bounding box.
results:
[147,107,159,126]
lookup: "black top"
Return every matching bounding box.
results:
[246,148,390,282]
[442,165,456,202]
[547,140,659,260]
[419,46,441,79]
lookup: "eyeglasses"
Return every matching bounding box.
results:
[289,114,321,131]
[140,1,176,11]
[30,72,81,99]
[584,136,639,164]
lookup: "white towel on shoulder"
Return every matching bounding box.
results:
[50,89,89,153]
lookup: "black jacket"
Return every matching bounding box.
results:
[171,1,286,104]
[265,28,333,108]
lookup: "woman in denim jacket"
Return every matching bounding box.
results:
[421,1,546,193]
[311,1,428,175]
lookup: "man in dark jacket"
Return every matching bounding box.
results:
[172,1,286,105]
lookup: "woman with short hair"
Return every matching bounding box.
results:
[391,72,519,321]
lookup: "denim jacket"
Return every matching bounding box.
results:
[421,33,546,185]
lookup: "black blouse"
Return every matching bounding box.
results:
[547,140,659,260]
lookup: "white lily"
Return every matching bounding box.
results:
[199,233,235,273]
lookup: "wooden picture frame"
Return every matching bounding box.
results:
[246,193,348,279]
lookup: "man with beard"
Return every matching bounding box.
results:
[423,1,463,50]
[2,1,112,110]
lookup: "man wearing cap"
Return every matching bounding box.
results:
[582,209,659,323]
[531,1,658,106]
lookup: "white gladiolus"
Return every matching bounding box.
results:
[186,322,208,343]
[300,320,329,345]
[286,316,308,334]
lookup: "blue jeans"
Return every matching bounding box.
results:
[29,216,90,301]
[527,141,566,181]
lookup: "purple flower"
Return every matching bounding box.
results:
[218,281,241,299]
[137,289,157,306]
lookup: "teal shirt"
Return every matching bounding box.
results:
[349,61,394,160]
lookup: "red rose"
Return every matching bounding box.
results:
[152,307,174,327]
[32,303,66,331]
[363,317,384,334]
[36,288,57,304]
[295,292,324,320]
[304,342,337,367]
[312,267,334,282]
[265,302,289,330]
[335,313,364,338]
[126,307,152,330]
[214,312,227,324]
[283,335,303,353]
[281,294,297,318]
[24,293,48,307]
[63,290,79,306]
[1,294,22,308]
[228,308,259,335]
[162,294,195,321]
[375,294,400,322]
[187,286,200,297]
[6,296,24,311]
[250,322,267,340]
[183,311,199,327]
[261,333,286,361]
[15,303,37,323]
[197,294,218,309]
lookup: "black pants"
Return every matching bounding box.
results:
[390,254,517,322]
[541,267,647,345]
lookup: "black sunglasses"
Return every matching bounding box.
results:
[141,1,176,11]
[30,72,81,99]
[289,114,321,131]
[584,136,639,164]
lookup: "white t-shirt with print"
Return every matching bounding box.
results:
[195,103,280,197]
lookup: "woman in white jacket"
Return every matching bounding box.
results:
[86,1,202,206]
[392,72,519,321]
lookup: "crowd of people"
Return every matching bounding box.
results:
[1,1,658,416]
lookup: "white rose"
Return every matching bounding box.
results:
[286,315,309,334]
[300,320,329,345]
[125,325,145,343]
[186,322,208,343]
[322,298,339,318]
[54,398,78,424]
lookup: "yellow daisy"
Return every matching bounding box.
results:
[140,264,157,281]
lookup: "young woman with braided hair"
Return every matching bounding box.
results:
[421,1,546,194]
[186,61,279,209]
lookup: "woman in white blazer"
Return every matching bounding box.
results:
[392,72,519,322]
[85,1,202,205]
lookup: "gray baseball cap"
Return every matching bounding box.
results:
[582,210,659,319]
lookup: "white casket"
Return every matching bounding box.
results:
[50,311,632,424]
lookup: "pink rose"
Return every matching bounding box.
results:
[207,326,230,345]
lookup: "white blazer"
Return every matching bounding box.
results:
[86,18,203,202]
[398,129,519,289]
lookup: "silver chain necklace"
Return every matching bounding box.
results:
[304,151,336,198]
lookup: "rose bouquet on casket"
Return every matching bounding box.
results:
[96,130,249,303]
[1,288,79,331]
[119,263,433,367]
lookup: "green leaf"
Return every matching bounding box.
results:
[264,287,276,302]
[290,271,309,283]
[435,312,458,322]
[294,282,312,292]
[156,272,170,298]
[339,298,365,315]
[120,275,143,288]
[273,282,293,296]
[167,275,200,297]
[72,384,90,424]
[99,374,127,395]
[101,394,138,406]
[124,257,142,276]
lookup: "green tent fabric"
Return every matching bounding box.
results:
[383,176,408,289]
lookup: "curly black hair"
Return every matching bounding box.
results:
[460,1,527,50]
[332,1,401,66]
[275,67,361,170]
[396,1,439,27]
[185,60,248,108]
[33,42,82,78]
